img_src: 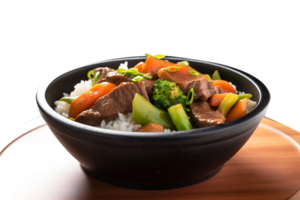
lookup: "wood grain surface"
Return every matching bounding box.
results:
[0,118,299,200]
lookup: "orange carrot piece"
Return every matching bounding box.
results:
[138,123,164,132]
[133,62,145,72]
[213,80,236,93]
[70,82,117,119]
[226,98,249,122]
[137,56,166,76]
[208,93,227,107]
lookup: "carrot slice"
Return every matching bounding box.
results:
[138,123,164,132]
[208,93,227,107]
[136,56,165,76]
[226,98,249,122]
[69,82,117,119]
[133,62,145,72]
[213,80,236,93]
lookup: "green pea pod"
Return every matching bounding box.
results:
[217,93,239,116]
[132,94,176,130]
[212,70,222,80]
[168,104,193,131]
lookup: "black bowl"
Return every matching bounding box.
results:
[36,56,270,190]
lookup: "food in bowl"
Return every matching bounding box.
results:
[36,55,270,189]
[54,54,256,132]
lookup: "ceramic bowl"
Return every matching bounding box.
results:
[36,56,270,189]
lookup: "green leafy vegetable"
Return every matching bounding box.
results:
[151,79,187,111]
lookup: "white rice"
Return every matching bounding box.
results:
[54,62,256,132]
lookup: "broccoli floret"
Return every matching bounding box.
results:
[151,79,187,111]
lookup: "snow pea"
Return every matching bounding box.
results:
[168,104,193,131]
[132,94,176,130]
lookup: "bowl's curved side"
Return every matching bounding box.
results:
[39,107,261,189]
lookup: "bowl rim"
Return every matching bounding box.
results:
[36,56,270,139]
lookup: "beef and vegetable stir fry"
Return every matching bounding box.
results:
[57,54,256,132]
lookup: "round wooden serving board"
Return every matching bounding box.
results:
[0,118,300,200]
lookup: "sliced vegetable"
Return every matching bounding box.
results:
[145,53,165,59]
[178,61,189,66]
[117,68,126,74]
[124,68,139,76]
[131,76,144,83]
[141,75,153,80]
[59,96,76,104]
[212,70,222,80]
[87,70,101,86]
[69,82,117,119]
[142,52,152,57]
[217,93,239,116]
[166,66,180,72]
[189,70,200,76]
[213,80,236,93]
[132,93,176,130]
[209,93,252,107]
[236,93,252,102]
[154,54,165,59]
[226,98,249,122]
[138,123,164,132]
[118,68,153,80]
[168,104,193,131]
[185,88,194,105]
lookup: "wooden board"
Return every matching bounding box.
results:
[0,118,300,200]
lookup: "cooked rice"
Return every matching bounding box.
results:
[54,62,256,132]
